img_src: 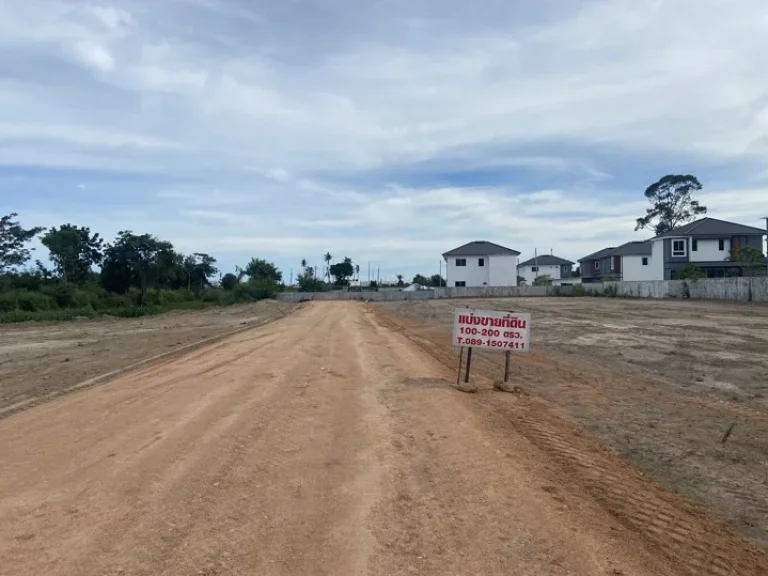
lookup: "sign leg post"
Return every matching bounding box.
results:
[504,350,511,383]
[464,347,473,383]
[456,347,464,388]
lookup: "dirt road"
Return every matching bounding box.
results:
[1,302,765,576]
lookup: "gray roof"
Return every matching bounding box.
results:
[611,241,652,256]
[653,217,766,239]
[442,241,520,258]
[518,254,574,267]
[578,246,617,262]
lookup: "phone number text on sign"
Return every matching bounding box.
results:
[452,308,531,352]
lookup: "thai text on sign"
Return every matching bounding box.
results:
[452,308,531,352]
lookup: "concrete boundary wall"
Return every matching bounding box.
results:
[276,278,768,303]
[597,277,768,302]
[276,286,548,302]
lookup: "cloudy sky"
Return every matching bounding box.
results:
[2,0,768,281]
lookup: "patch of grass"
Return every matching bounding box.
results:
[0,300,221,324]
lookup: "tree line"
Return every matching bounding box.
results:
[0,212,287,322]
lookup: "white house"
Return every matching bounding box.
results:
[517,254,578,286]
[442,241,520,287]
[614,241,656,281]
[580,218,767,282]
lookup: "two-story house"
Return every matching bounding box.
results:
[648,217,766,279]
[579,218,767,282]
[442,241,520,287]
[578,246,618,283]
[517,254,576,286]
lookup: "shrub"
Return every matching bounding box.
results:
[0,290,57,312]
[603,283,618,298]
[226,280,279,303]
[572,284,586,297]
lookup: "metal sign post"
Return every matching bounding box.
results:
[464,347,473,383]
[451,307,531,392]
[456,347,464,387]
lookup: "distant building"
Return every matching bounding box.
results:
[517,254,577,286]
[442,241,520,287]
[579,217,767,281]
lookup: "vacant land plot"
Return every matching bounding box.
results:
[3,301,767,576]
[374,297,768,548]
[0,300,297,418]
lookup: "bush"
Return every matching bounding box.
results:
[572,284,586,297]
[201,289,225,303]
[225,280,280,304]
[603,283,619,298]
[0,290,57,312]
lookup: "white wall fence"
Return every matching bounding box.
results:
[276,277,768,303]
[586,277,768,302]
[276,286,549,302]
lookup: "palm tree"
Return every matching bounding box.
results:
[301,258,307,269]
[323,252,332,282]
[396,274,404,287]
[354,264,360,281]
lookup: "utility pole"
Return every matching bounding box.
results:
[762,217,768,277]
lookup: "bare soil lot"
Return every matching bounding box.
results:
[3,301,767,576]
[374,297,768,549]
[0,300,297,418]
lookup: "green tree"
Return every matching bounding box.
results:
[220,272,239,290]
[396,274,405,287]
[300,258,307,270]
[517,276,527,286]
[244,258,282,283]
[330,257,354,285]
[41,224,104,285]
[100,231,176,305]
[635,175,707,235]
[0,213,44,273]
[413,274,429,286]
[532,274,552,286]
[730,246,767,277]
[297,273,326,292]
[676,263,705,280]
[323,252,332,282]
[183,253,218,291]
[429,274,445,287]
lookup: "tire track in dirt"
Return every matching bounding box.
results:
[371,304,768,576]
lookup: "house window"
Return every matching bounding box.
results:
[718,239,725,251]
[642,257,648,266]
[692,239,698,251]
[456,258,467,267]
[594,261,600,270]
[478,258,484,267]
[672,239,686,257]
[531,266,538,272]
[610,258,615,271]
[455,281,466,287]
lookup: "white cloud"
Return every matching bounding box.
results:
[2,0,768,277]
[72,41,115,71]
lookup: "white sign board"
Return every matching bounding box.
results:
[452,308,531,352]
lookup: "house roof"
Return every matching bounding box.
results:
[518,254,574,267]
[578,246,617,262]
[652,217,766,239]
[612,241,653,256]
[442,241,520,258]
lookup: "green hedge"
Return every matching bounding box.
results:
[0,280,282,324]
